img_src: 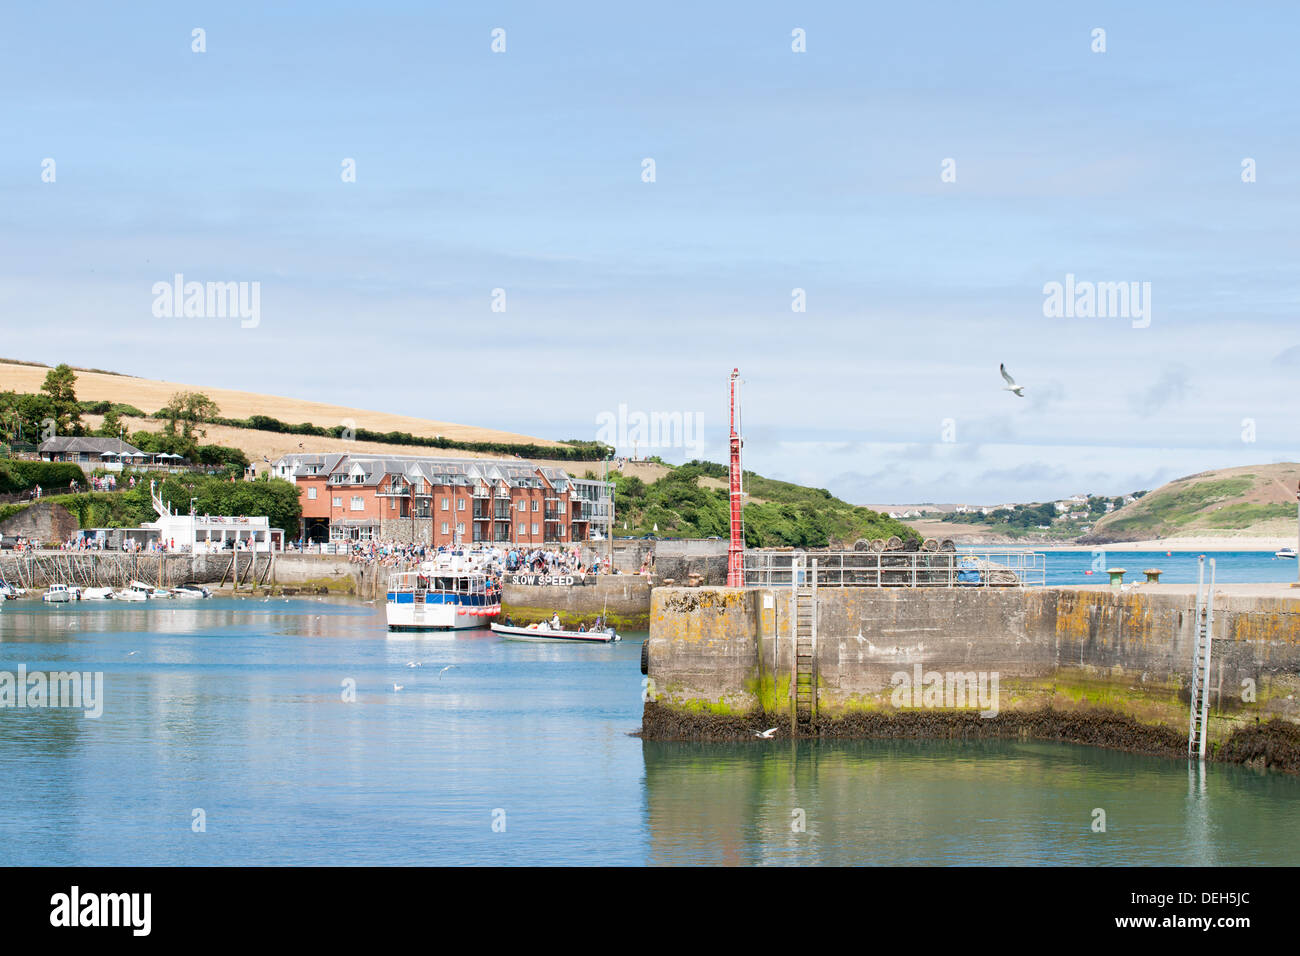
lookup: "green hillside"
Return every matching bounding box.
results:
[601,460,920,549]
[1081,463,1300,542]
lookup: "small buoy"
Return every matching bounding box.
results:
[1084,570,1093,575]
[1166,551,1172,557]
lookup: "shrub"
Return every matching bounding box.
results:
[0,460,87,494]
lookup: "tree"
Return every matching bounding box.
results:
[40,364,83,436]
[160,392,220,444]
[15,393,57,442]
[96,406,124,439]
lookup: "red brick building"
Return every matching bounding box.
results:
[276,453,611,546]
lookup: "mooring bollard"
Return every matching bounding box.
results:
[1106,568,1127,591]
[1143,568,1162,583]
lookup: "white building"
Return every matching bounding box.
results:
[146,482,283,552]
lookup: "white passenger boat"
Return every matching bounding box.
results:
[43,583,74,603]
[490,621,620,644]
[1276,547,1298,559]
[386,549,502,631]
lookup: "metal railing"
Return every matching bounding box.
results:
[742,549,1046,589]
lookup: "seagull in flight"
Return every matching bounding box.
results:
[439,665,457,678]
[755,727,778,739]
[1000,364,1026,397]
[392,683,404,692]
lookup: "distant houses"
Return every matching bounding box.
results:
[37,437,189,471]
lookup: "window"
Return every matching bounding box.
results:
[558,501,565,514]
[441,522,449,534]
[307,487,317,500]
[531,523,538,535]
[456,522,465,535]
[350,496,364,511]
[532,500,539,512]
[457,499,465,511]
[332,496,342,507]
[518,523,526,535]
[441,498,450,511]
[518,501,526,512]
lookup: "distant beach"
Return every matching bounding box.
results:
[1034,536,1294,553]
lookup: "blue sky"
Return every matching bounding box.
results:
[3,2,1297,504]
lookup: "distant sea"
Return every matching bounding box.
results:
[1028,549,1297,585]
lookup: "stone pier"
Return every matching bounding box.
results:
[641,584,1300,771]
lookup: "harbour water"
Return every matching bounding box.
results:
[2,595,1299,866]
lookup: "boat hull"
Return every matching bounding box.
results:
[386,601,499,631]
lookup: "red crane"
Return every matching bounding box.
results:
[727,368,745,586]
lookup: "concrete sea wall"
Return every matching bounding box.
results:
[2,551,351,594]
[503,575,655,630]
[652,539,728,585]
[0,551,274,589]
[642,586,1300,770]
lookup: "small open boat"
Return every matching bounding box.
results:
[113,582,152,602]
[171,584,213,599]
[491,622,620,643]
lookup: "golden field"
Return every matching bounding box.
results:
[0,360,562,448]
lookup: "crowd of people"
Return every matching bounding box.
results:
[341,541,434,568]
[56,535,158,553]
[321,538,641,578]
[23,473,137,502]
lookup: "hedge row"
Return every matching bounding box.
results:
[149,411,610,461]
[0,460,87,494]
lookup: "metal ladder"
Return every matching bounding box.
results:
[791,558,818,733]
[1188,556,1216,759]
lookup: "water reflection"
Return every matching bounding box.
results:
[641,739,1300,866]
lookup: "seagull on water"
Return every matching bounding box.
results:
[755,727,777,739]
[406,660,423,668]
[1000,364,1026,397]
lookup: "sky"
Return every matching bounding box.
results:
[2,1,1297,505]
